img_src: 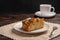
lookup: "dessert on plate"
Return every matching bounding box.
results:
[22,18,45,32]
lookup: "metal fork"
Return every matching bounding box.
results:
[49,26,57,38]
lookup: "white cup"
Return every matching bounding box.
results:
[40,4,55,13]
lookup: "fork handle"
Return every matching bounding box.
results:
[49,30,54,37]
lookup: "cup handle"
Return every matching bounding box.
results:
[51,7,55,12]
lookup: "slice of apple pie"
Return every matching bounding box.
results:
[22,18,45,31]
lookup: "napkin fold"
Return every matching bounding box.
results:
[0,19,60,40]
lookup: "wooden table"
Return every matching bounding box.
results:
[0,13,60,40]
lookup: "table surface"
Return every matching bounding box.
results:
[0,13,60,40]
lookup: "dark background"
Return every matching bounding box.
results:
[0,0,60,13]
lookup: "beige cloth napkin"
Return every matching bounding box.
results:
[0,20,60,40]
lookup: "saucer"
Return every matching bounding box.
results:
[35,11,56,17]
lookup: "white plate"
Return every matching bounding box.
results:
[35,11,56,17]
[13,21,49,34]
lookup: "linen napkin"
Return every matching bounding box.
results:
[0,18,60,40]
